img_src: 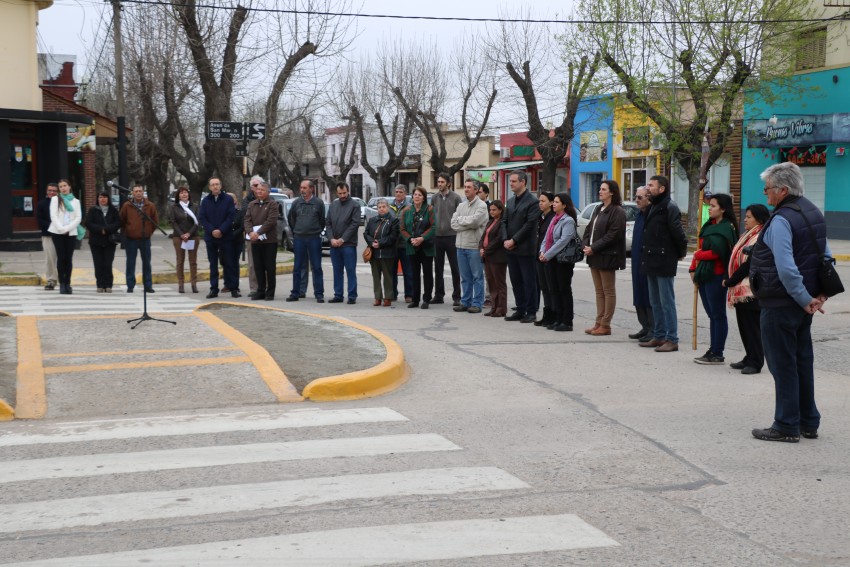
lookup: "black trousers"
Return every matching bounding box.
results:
[433,235,460,301]
[410,248,434,304]
[51,233,76,286]
[735,302,764,370]
[506,253,538,316]
[90,243,116,289]
[535,259,550,313]
[545,260,574,325]
[252,241,278,295]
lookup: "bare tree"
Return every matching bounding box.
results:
[576,0,820,235]
[388,39,497,180]
[486,10,602,193]
[339,60,417,195]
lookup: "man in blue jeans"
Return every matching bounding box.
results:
[119,185,159,294]
[750,162,832,443]
[286,178,325,302]
[326,182,360,304]
[451,178,489,314]
[639,175,688,352]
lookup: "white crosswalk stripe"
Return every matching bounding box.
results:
[0,405,618,564]
[0,286,202,316]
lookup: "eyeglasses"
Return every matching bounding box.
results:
[763,185,781,193]
[635,196,645,200]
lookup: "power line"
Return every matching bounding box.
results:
[106,0,848,26]
[85,16,114,82]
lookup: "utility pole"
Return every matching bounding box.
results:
[111,0,129,199]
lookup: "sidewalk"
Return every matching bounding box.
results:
[0,233,294,286]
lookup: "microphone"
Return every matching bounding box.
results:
[107,180,131,193]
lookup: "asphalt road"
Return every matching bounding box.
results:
[1,256,849,566]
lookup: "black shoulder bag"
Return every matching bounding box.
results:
[787,204,844,297]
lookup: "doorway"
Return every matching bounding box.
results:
[9,137,38,232]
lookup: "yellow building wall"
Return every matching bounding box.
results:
[0,0,52,111]
[611,105,662,199]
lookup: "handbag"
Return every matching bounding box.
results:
[109,231,122,245]
[786,204,844,297]
[362,219,383,262]
[556,218,584,263]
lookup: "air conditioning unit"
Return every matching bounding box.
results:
[500,148,510,159]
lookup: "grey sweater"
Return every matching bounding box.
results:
[431,190,462,237]
[287,195,326,238]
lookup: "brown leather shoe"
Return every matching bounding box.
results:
[590,325,611,336]
[382,299,392,307]
[373,299,381,306]
[584,323,600,335]
[655,341,679,352]
[639,338,664,348]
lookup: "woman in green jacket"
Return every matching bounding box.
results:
[690,193,738,365]
[400,186,436,309]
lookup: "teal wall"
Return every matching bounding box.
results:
[743,67,850,225]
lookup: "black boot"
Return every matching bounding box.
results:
[534,307,554,327]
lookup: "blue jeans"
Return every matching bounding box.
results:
[392,249,412,299]
[205,237,233,292]
[699,274,728,356]
[457,248,485,308]
[647,275,678,343]
[292,236,324,298]
[761,306,820,436]
[125,238,152,290]
[329,245,357,299]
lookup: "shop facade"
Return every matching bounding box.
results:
[743,66,850,239]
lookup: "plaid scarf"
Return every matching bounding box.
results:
[726,223,763,307]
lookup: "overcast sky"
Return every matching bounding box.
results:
[37,0,574,81]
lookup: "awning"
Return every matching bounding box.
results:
[0,107,92,127]
[466,160,544,172]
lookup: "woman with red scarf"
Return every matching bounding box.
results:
[723,204,770,374]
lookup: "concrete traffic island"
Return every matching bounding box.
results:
[197,303,408,401]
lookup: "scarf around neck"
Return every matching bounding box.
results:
[179,200,198,225]
[727,223,763,306]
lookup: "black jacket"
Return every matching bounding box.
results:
[641,192,688,277]
[37,197,52,236]
[504,189,539,256]
[364,214,399,260]
[85,205,121,247]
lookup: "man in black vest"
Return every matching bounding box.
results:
[750,162,832,443]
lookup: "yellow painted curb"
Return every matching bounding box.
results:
[151,262,293,285]
[0,275,41,286]
[194,308,303,402]
[15,316,46,419]
[0,311,10,317]
[833,254,850,262]
[0,399,13,420]
[301,318,408,401]
[195,303,407,402]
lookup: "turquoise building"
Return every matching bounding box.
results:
[743,66,850,239]
[570,96,614,209]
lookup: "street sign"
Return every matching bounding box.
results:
[246,122,266,140]
[206,121,243,140]
[235,141,248,157]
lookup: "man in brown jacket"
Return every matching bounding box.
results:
[119,185,159,293]
[244,181,279,300]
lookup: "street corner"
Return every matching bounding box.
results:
[194,302,408,402]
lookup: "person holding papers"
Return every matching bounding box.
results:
[244,181,279,301]
[168,186,200,293]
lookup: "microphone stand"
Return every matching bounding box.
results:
[113,184,177,330]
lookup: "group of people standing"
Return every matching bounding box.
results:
[37,180,158,295]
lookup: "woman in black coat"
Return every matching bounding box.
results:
[85,191,121,293]
[364,199,400,306]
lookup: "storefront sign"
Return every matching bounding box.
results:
[780,145,827,167]
[622,126,650,150]
[580,130,608,162]
[467,170,496,183]
[67,124,96,151]
[747,113,850,148]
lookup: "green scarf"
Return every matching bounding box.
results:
[60,193,86,241]
[693,219,736,284]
